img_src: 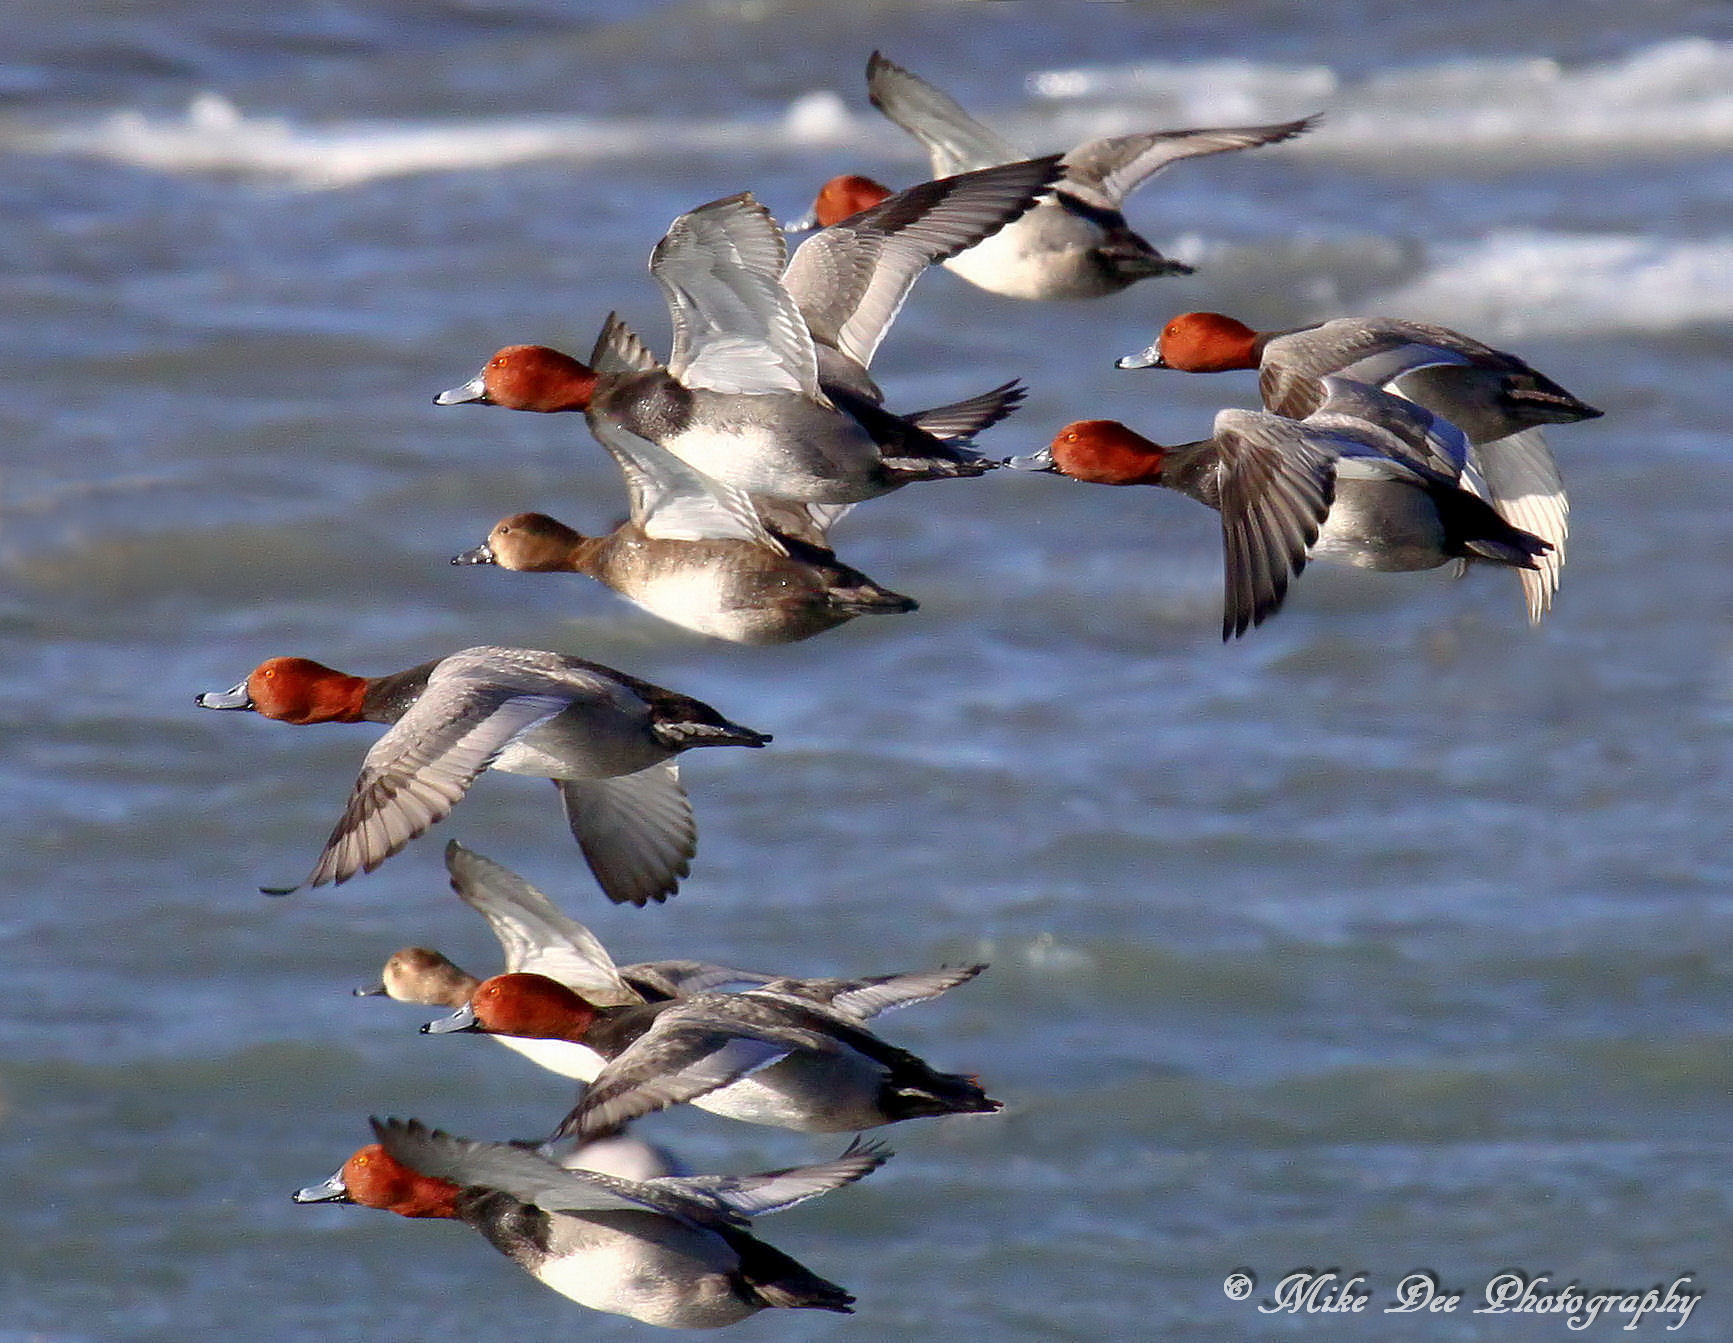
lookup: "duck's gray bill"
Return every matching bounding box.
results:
[292,1170,351,1204]
[433,374,489,406]
[196,681,253,710]
[422,1002,482,1035]
[1005,449,1057,472]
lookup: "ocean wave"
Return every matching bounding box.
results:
[1370,230,1733,337]
[1033,37,1733,164]
[0,88,877,190]
[8,38,1731,190]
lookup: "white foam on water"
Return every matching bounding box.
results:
[12,38,1732,190]
[1029,54,1341,123]
[4,88,877,190]
[1032,37,1733,162]
[1371,230,1733,338]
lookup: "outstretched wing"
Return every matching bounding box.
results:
[372,1118,745,1229]
[443,841,642,1006]
[659,1137,890,1219]
[652,193,819,399]
[556,1023,798,1139]
[555,761,696,908]
[783,156,1060,371]
[303,680,568,888]
[1060,118,1314,212]
[867,50,1023,174]
[1208,408,1338,640]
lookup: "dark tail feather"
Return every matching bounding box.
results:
[884,1069,1002,1121]
[1099,238,1193,279]
[658,718,773,749]
[767,531,918,617]
[1464,534,1547,568]
[880,451,999,484]
[1507,376,1602,424]
[1441,490,1552,569]
[726,1230,856,1314]
[827,581,918,617]
[906,379,1026,442]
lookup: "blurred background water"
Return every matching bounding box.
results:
[2,1,1731,1338]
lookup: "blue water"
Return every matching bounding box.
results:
[2,1,1730,1339]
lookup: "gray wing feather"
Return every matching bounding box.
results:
[756,964,987,1021]
[652,193,818,398]
[1059,118,1314,211]
[1307,376,1470,481]
[866,50,1023,173]
[1467,426,1567,622]
[556,760,696,907]
[783,156,1060,372]
[443,841,642,1007]
[589,311,662,375]
[657,1138,890,1219]
[562,1029,795,1138]
[373,1119,745,1228]
[305,684,569,887]
[1210,409,1338,640]
[588,411,781,546]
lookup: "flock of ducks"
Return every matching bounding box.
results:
[196,51,1601,1328]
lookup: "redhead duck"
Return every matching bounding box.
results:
[800,51,1314,300]
[294,1118,884,1325]
[453,508,916,646]
[425,969,1000,1138]
[1119,311,1602,621]
[1017,377,1548,637]
[438,155,1061,507]
[196,646,768,904]
[362,842,987,1092]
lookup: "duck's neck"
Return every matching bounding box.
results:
[359,660,438,723]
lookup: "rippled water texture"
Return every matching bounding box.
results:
[2,1,1730,1339]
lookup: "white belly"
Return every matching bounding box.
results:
[630,566,751,641]
[534,1215,753,1328]
[661,411,883,504]
[696,1050,888,1131]
[943,201,1112,300]
[492,711,666,780]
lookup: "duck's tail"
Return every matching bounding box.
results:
[883,1068,1003,1121]
[1441,489,1552,570]
[828,581,919,617]
[727,1231,857,1314]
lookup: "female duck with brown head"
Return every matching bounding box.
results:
[1119,310,1601,621]
[454,508,916,646]
[195,645,769,904]
[294,1118,885,1326]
